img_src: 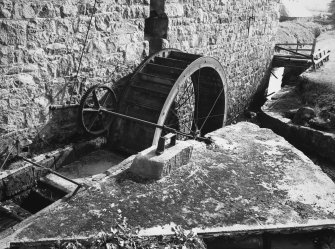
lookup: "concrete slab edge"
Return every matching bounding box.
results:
[260,107,335,164]
[7,220,335,248]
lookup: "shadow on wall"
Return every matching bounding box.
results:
[0,74,133,166]
[145,0,169,54]
[28,74,133,155]
[0,0,150,161]
[247,65,274,115]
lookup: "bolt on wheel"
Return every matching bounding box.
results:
[164,77,199,140]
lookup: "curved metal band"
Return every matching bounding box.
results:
[153,56,228,145]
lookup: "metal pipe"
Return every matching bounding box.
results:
[19,156,82,187]
[101,109,181,135]
[100,108,211,143]
[49,104,80,110]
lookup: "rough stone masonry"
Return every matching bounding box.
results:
[0,0,280,153]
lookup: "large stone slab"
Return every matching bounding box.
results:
[1,122,335,246]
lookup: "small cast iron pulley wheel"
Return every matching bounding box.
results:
[79,84,117,135]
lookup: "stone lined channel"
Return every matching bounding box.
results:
[0,140,125,238]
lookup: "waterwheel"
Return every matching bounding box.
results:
[110,49,228,154]
[79,49,228,154]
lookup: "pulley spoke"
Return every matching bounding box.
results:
[79,85,117,135]
[171,110,193,133]
[92,90,100,107]
[88,113,100,131]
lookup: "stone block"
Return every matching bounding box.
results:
[13,2,36,19]
[0,0,13,18]
[38,2,59,18]
[165,3,184,18]
[129,140,203,180]
[3,166,35,197]
[60,2,78,18]
[0,20,27,46]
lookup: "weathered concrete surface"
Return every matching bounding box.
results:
[2,122,335,246]
[260,85,335,163]
[57,150,124,181]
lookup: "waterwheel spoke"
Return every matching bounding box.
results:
[175,82,193,111]
[165,76,197,139]
[166,115,196,132]
[199,87,225,131]
[173,110,193,133]
[88,113,100,131]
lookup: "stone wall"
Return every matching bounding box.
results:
[0,0,149,151]
[0,0,279,155]
[165,0,279,120]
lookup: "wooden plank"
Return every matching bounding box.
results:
[273,57,312,63]
[313,50,331,69]
[294,49,313,51]
[274,55,310,59]
[125,100,162,112]
[137,73,176,85]
[275,46,312,59]
[154,57,190,69]
[144,63,184,79]
[127,88,166,109]
[131,81,171,96]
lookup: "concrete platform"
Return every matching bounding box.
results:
[56,150,124,182]
[2,122,335,247]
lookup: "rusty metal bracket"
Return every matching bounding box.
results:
[156,133,177,155]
